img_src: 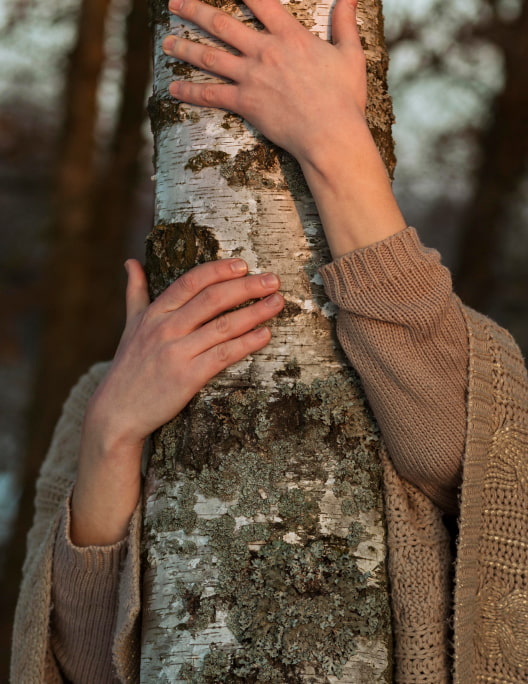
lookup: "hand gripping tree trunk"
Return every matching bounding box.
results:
[143,0,396,681]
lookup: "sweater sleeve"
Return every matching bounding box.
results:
[11,363,141,684]
[50,494,128,684]
[319,227,468,513]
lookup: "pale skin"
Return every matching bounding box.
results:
[71,0,406,546]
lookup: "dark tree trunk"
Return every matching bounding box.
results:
[0,0,151,676]
[454,0,528,310]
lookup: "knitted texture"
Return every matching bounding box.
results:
[454,308,528,684]
[50,495,127,683]
[10,362,141,684]
[12,229,528,683]
[320,227,468,513]
[381,448,451,683]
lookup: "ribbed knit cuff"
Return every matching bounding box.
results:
[319,226,442,307]
[57,491,128,572]
[50,493,128,683]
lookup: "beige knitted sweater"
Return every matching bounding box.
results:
[11,228,528,683]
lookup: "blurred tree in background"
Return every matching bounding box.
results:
[0,0,526,678]
[0,0,152,675]
[385,0,528,344]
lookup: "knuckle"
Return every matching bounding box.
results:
[155,318,174,345]
[236,90,256,120]
[200,285,220,310]
[201,84,217,105]
[173,38,185,59]
[216,341,231,364]
[260,44,280,67]
[176,270,197,295]
[211,11,229,34]
[202,47,217,69]
[244,275,257,293]
[215,313,230,335]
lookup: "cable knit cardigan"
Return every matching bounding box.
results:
[11,228,528,683]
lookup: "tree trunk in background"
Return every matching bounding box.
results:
[454,0,528,310]
[0,0,151,676]
[142,0,395,681]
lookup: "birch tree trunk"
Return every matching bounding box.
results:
[142,0,396,680]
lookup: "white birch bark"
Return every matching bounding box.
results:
[142,0,395,681]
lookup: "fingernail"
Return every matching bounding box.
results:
[265,293,283,308]
[168,82,180,98]
[162,36,177,54]
[261,273,279,288]
[230,259,247,274]
[169,0,184,11]
[255,326,271,339]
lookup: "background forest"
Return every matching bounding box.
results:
[0,0,526,677]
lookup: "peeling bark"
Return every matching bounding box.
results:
[143,0,395,680]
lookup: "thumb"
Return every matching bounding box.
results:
[331,0,362,50]
[124,259,150,323]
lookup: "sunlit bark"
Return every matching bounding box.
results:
[142,0,395,680]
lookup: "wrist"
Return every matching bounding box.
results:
[84,382,147,454]
[298,128,406,256]
[72,399,144,547]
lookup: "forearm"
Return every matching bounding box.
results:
[299,123,406,258]
[71,400,143,546]
[320,228,468,512]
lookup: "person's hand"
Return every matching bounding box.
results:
[162,0,406,255]
[71,258,283,546]
[162,0,367,169]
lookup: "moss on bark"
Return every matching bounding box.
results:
[145,217,220,299]
[143,370,392,682]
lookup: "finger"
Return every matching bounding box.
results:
[242,0,299,36]
[153,258,248,313]
[169,79,239,112]
[192,325,273,384]
[184,291,284,356]
[331,0,363,51]
[124,260,150,323]
[168,0,255,54]
[162,35,244,81]
[174,271,281,333]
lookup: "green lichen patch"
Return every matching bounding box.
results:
[181,586,217,635]
[145,217,220,299]
[277,150,310,197]
[277,298,303,319]
[144,370,391,681]
[224,538,389,681]
[185,149,231,173]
